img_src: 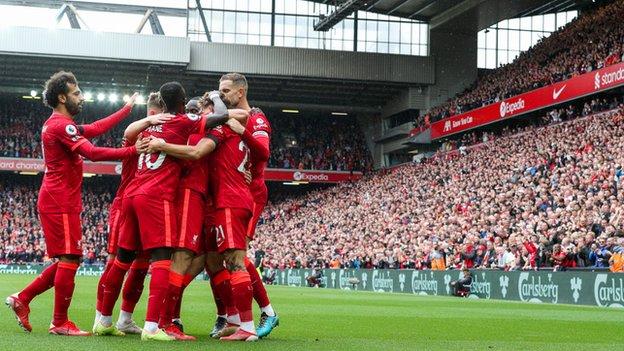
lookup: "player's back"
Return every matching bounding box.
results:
[124,113,202,201]
[208,125,253,210]
[38,113,86,213]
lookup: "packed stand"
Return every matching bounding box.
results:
[252,108,624,272]
[0,175,117,265]
[423,0,624,125]
[0,98,373,172]
[268,114,373,172]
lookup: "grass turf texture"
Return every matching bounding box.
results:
[0,274,622,351]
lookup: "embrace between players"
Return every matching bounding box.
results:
[6,71,278,342]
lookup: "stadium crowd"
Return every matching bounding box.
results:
[2,107,624,272]
[269,114,372,172]
[422,0,624,125]
[252,107,624,272]
[0,99,371,172]
[0,176,114,265]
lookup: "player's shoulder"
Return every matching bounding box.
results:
[250,107,269,121]
[46,115,79,135]
[180,112,202,122]
[249,107,271,131]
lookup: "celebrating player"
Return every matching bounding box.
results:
[96,82,221,341]
[147,73,260,341]
[225,101,278,337]
[5,71,141,336]
[93,92,170,336]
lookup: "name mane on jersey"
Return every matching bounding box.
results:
[146,125,163,133]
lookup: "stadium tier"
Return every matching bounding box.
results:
[421,0,624,127]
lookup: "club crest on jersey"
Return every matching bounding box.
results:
[256,117,264,125]
[187,113,200,121]
[65,125,77,136]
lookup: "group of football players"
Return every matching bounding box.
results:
[5,70,278,342]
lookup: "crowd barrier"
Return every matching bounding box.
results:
[1,264,622,308]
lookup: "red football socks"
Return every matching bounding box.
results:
[18,261,58,304]
[230,271,253,324]
[245,257,270,308]
[120,260,149,313]
[173,274,193,320]
[52,262,79,326]
[158,270,185,327]
[146,260,170,323]
[209,269,231,316]
[96,260,113,312]
[100,258,131,316]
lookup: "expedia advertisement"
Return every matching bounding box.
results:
[430,61,624,140]
[269,268,624,308]
[0,157,362,183]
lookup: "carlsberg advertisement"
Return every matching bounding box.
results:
[1,264,622,308]
[267,268,624,308]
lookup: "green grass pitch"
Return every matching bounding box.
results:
[0,274,622,350]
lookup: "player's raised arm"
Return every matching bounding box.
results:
[226,118,270,161]
[205,91,230,128]
[123,113,173,144]
[74,139,138,161]
[78,92,138,138]
[146,136,217,161]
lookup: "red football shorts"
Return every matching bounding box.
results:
[107,197,123,254]
[39,212,82,258]
[117,195,177,251]
[175,188,206,254]
[209,208,251,253]
[246,202,265,240]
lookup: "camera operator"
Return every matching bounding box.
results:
[449,268,472,297]
[307,267,324,288]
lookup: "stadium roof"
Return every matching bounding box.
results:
[308,0,598,30]
[0,54,408,112]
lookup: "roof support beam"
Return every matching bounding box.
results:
[387,0,411,16]
[314,0,368,31]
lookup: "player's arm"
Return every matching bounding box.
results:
[147,136,217,161]
[78,93,138,138]
[227,109,250,122]
[205,91,230,128]
[73,139,138,161]
[226,118,270,161]
[123,113,173,144]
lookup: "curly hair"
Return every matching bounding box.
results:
[43,71,78,108]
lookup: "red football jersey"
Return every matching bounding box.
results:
[124,113,202,201]
[207,125,254,210]
[37,113,89,213]
[178,117,210,196]
[114,139,139,200]
[246,109,271,204]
